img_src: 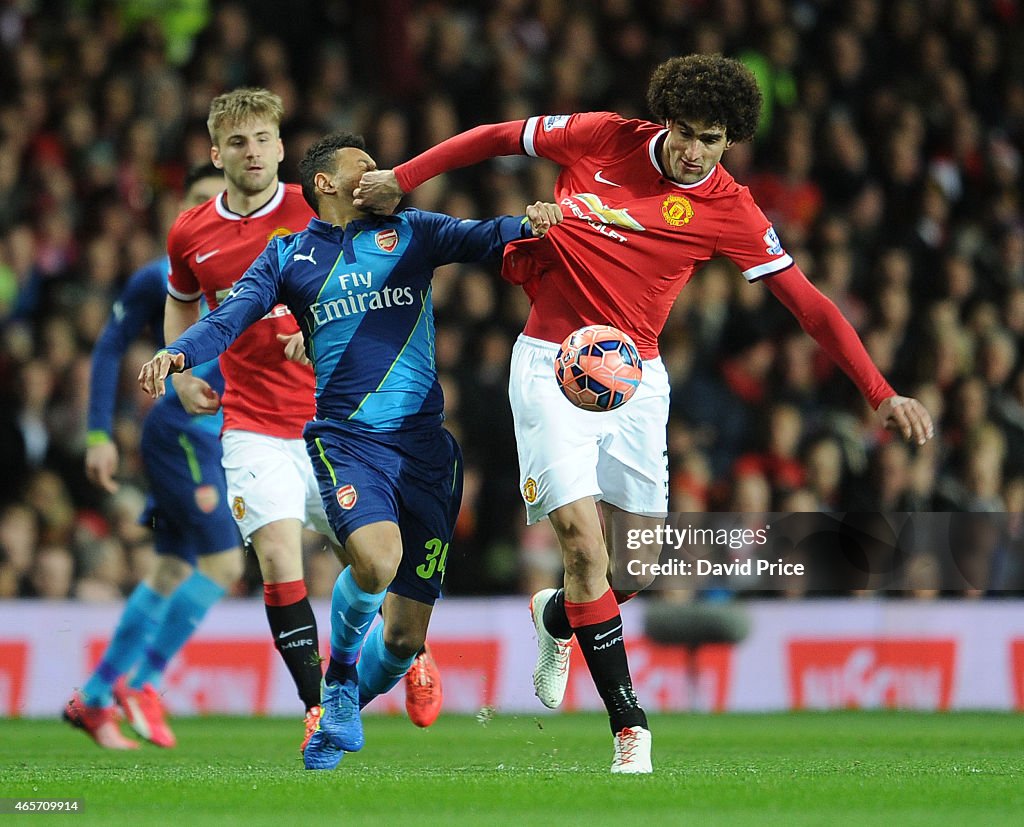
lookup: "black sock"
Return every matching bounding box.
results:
[542,588,573,639]
[324,656,357,686]
[570,612,647,733]
[265,599,323,709]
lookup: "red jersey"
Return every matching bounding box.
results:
[394,114,895,407]
[167,182,315,438]
[503,113,794,359]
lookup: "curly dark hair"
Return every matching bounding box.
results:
[299,132,367,212]
[646,54,762,144]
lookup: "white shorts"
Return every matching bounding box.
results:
[509,334,670,524]
[220,429,336,543]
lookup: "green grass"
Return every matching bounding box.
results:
[1,712,1021,826]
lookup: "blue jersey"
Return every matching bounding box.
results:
[89,257,238,561]
[170,209,531,431]
[88,257,224,439]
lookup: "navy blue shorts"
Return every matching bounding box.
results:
[304,419,464,605]
[140,417,240,564]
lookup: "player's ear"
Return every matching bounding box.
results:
[314,171,334,197]
[210,146,223,169]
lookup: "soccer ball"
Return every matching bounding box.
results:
[554,324,643,412]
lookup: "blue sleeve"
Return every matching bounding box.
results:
[168,243,284,368]
[87,260,167,437]
[407,209,531,266]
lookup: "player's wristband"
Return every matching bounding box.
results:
[86,430,111,447]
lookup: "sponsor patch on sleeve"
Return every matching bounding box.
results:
[543,115,570,131]
[764,227,784,256]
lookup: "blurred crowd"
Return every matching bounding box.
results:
[1,0,1023,601]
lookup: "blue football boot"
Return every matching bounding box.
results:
[302,679,363,771]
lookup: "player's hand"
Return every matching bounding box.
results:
[876,395,935,446]
[85,440,119,494]
[353,170,403,214]
[526,201,564,237]
[171,372,222,415]
[277,332,311,366]
[138,350,185,399]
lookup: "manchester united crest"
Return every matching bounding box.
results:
[522,477,538,504]
[661,194,694,227]
[231,496,246,521]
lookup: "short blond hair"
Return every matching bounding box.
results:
[206,87,284,145]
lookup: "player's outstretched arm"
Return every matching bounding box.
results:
[765,267,935,445]
[138,350,186,399]
[354,121,526,213]
[876,395,935,446]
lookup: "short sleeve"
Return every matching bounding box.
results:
[716,191,795,282]
[167,217,202,301]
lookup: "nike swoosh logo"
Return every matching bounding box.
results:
[337,612,369,635]
[594,623,623,641]
[278,625,314,639]
[593,170,621,188]
[195,249,220,263]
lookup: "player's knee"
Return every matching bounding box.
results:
[350,547,401,593]
[151,555,193,594]
[382,624,425,660]
[253,541,303,582]
[198,547,244,588]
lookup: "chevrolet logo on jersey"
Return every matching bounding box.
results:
[561,194,645,244]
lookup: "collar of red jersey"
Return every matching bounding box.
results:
[214,182,286,220]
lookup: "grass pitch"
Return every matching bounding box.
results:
[1,712,1021,826]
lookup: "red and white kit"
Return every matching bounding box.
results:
[167,182,329,539]
[396,114,894,520]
